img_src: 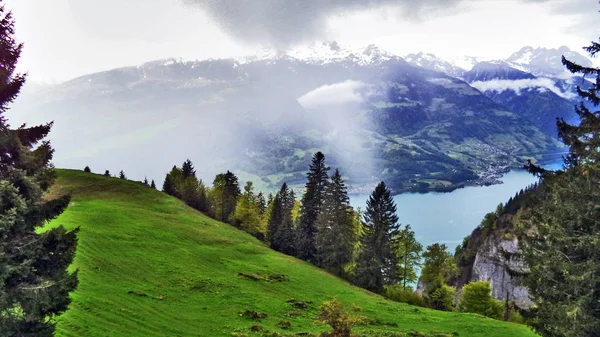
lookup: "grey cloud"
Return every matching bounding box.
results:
[181,0,462,47]
[524,0,600,39]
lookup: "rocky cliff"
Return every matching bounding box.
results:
[452,186,538,309]
[468,225,532,308]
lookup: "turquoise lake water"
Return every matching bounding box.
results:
[349,162,563,251]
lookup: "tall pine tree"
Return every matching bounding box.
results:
[315,169,356,278]
[267,183,296,255]
[296,152,329,262]
[182,159,195,179]
[353,182,400,293]
[0,5,78,335]
[520,38,600,337]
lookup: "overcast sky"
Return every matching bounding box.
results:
[6,0,599,83]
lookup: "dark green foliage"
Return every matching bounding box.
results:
[557,42,600,168]
[519,39,600,337]
[164,162,209,212]
[0,5,78,335]
[521,165,600,336]
[315,169,356,278]
[150,179,156,189]
[210,171,240,222]
[162,171,176,196]
[143,177,149,186]
[296,152,329,262]
[103,170,110,177]
[459,281,502,319]
[353,182,400,293]
[119,170,126,180]
[267,183,296,255]
[257,192,266,214]
[83,166,91,173]
[182,159,195,178]
[395,224,422,290]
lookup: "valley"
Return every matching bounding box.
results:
[9,43,583,194]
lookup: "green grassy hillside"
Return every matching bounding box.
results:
[45,169,537,337]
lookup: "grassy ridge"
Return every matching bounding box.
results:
[46,169,537,336]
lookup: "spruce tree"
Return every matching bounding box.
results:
[143,177,149,186]
[353,182,400,293]
[556,42,600,168]
[162,173,176,196]
[83,166,91,173]
[257,192,266,214]
[520,38,600,337]
[222,171,240,223]
[150,179,156,189]
[296,151,329,262]
[119,170,126,180]
[267,183,296,255]
[0,5,78,334]
[182,159,195,179]
[104,170,110,177]
[315,169,355,278]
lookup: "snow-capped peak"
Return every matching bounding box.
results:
[505,46,593,77]
[405,52,469,77]
[240,41,398,66]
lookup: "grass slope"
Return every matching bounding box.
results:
[46,169,537,337]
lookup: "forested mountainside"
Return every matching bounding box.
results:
[11,44,562,192]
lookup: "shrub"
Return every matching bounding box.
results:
[84,166,91,173]
[384,286,427,308]
[427,284,456,311]
[459,281,502,319]
[318,298,360,337]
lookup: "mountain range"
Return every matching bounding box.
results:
[10,43,590,193]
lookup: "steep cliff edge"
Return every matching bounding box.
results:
[452,186,538,309]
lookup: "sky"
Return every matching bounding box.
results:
[5,0,599,83]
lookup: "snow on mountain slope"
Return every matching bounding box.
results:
[505,46,593,77]
[404,52,467,78]
[241,41,398,66]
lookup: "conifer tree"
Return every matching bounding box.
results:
[182,159,195,179]
[257,192,266,214]
[83,166,91,173]
[296,152,329,262]
[162,173,176,196]
[104,170,110,177]
[353,182,400,293]
[267,183,296,255]
[520,38,600,337]
[143,177,149,186]
[119,170,126,180]
[315,169,356,278]
[0,5,78,334]
[222,171,240,223]
[395,224,422,290]
[150,179,156,189]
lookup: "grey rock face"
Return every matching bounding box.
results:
[471,235,533,309]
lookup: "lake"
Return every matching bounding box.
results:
[348,166,560,252]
